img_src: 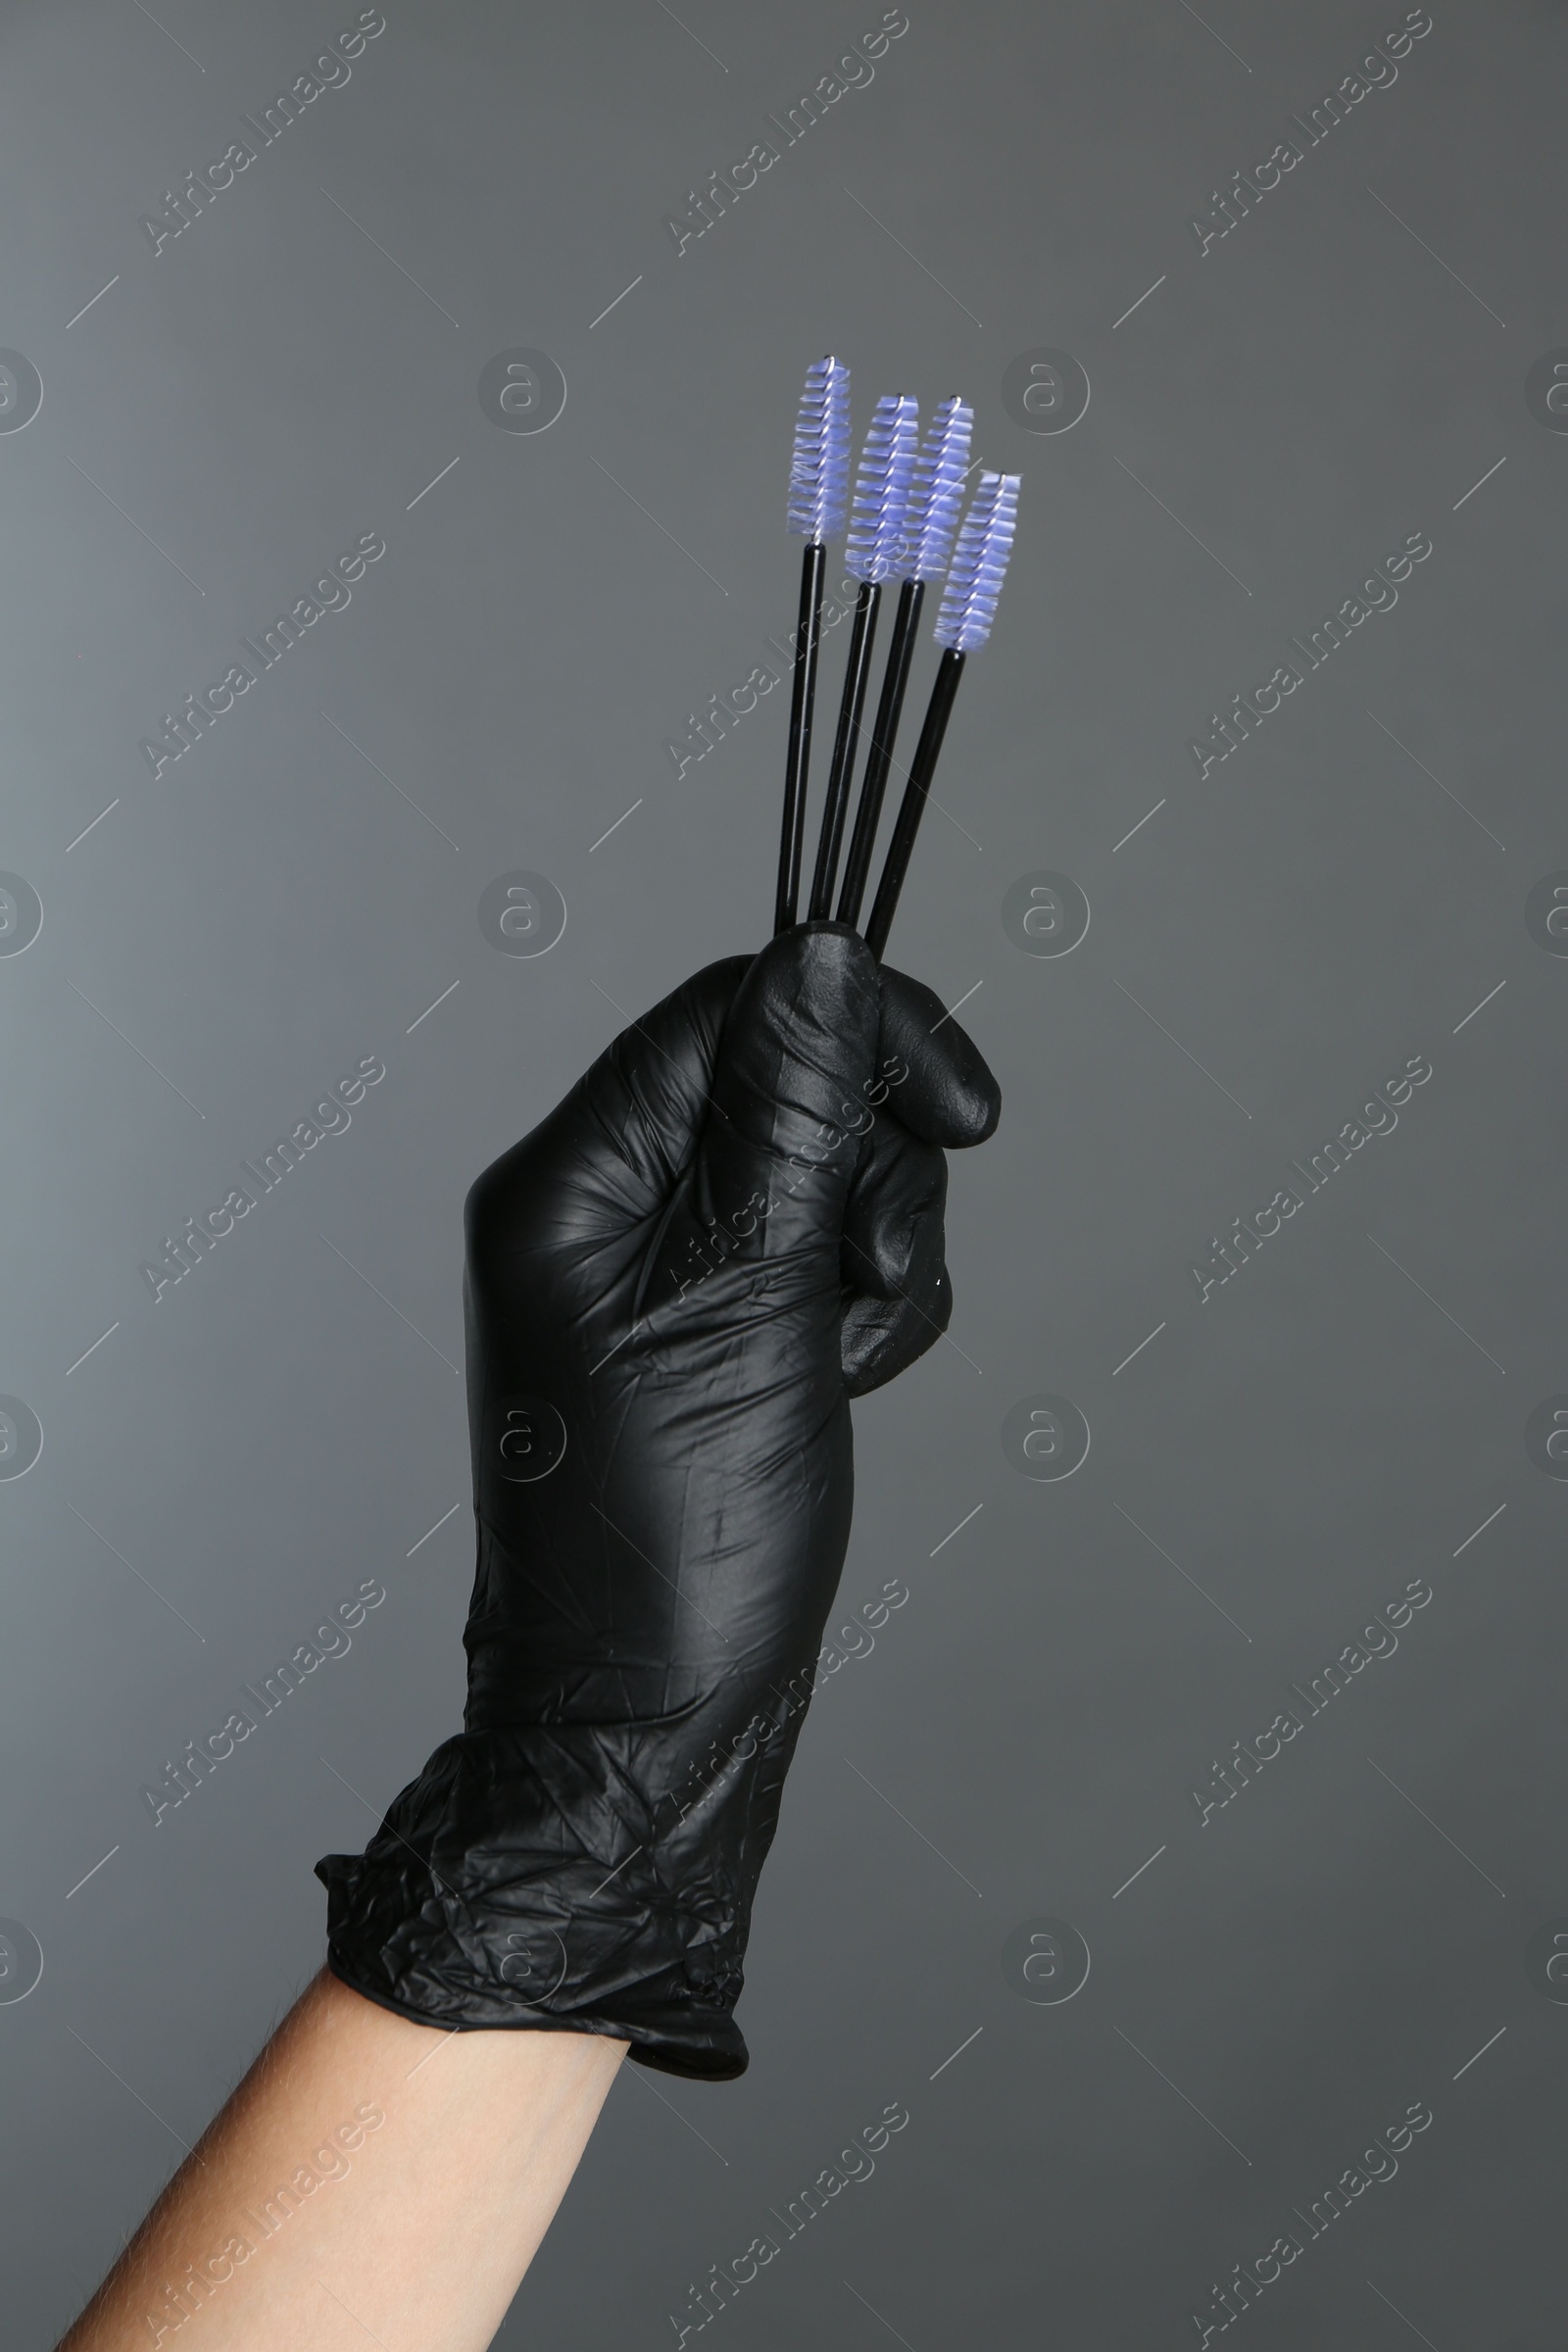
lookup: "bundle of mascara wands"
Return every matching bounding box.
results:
[773,354,1021,958]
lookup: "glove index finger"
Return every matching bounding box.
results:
[696,920,883,1249]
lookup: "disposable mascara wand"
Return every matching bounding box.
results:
[863,469,1021,963]
[806,395,919,918]
[836,396,972,931]
[774,355,851,935]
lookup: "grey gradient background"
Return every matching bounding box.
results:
[1,0,1564,2343]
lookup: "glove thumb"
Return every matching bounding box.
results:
[687,920,882,1273]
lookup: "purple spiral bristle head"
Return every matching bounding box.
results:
[845,395,920,582]
[786,354,852,542]
[934,471,1021,653]
[901,395,973,580]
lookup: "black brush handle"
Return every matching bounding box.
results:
[863,647,966,962]
[774,542,827,935]
[807,580,880,920]
[835,577,923,930]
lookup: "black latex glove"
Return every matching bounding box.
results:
[317,921,999,2079]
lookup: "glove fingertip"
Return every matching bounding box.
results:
[875,966,1002,1149]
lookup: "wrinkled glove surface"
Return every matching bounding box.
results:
[318,921,999,2078]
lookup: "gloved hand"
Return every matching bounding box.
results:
[317,920,999,2078]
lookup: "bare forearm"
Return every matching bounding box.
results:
[57,1970,626,2352]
